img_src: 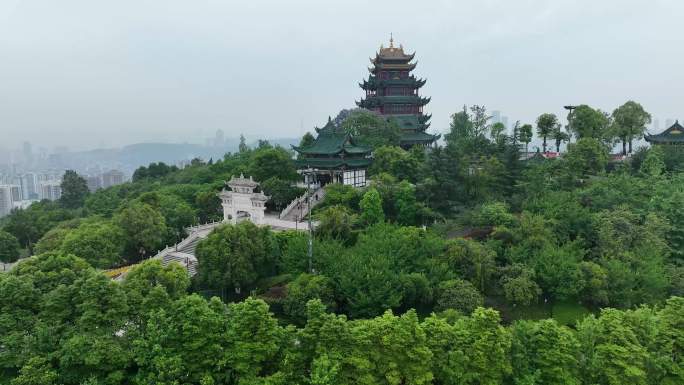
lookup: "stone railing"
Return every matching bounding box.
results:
[279,193,308,220]
[279,187,325,221]
[150,220,222,260]
[185,220,223,234]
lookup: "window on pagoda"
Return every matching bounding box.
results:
[386,87,413,96]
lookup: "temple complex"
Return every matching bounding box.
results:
[645,120,684,146]
[293,117,371,187]
[357,36,439,148]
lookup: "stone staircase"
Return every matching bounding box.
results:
[151,221,221,278]
[279,187,325,222]
[162,252,198,277]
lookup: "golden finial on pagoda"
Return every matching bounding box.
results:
[389,33,394,48]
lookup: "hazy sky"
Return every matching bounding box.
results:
[1,0,682,150]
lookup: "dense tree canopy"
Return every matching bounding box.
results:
[1,100,683,384]
[0,230,21,263]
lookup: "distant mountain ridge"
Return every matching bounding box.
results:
[47,138,300,175]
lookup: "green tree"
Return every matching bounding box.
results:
[500,265,542,306]
[59,221,125,268]
[316,205,356,243]
[564,138,609,177]
[194,222,277,293]
[299,132,315,148]
[60,170,89,209]
[248,147,298,182]
[612,100,651,154]
[435,279,484,314]
[519,123,534,153]
[339,109,402,148]
[114,202,167,260]
[425,308,511,385]
[195,190,222,223]
[578,309,650,385]
[551,122,570,152]
[84,188,123,217]
[0,230,21,263]
[569,104,610,140]
[369,145,421,181]
[239,134,249,153]
[442,239,497,294]
[536,113,559,153]
[640,146,666,176]
[10,357,58,385]
[261,177,304,211]
[359,188,384,226]
[122,259,190,316]
[332,252,403,318]
[3,201,74,252]
[283,273,336,324]
[510,319,581,385]
[132,295,226,385]
[490,122,506,144]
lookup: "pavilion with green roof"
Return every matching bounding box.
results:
[645,120,684,145]
[292,118,372,187]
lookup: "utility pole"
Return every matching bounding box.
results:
[305,168,314,274]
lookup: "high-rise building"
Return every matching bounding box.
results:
[0,185,14,217]
[8,185,21,202]
[86,175,102,192]
[215,129,225,147]
[19,173,37,200]
[22,141,33,165]
[357,37,439,148]
[102,170,125,188]
[39,181,62,201]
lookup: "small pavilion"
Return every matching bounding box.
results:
[293,118,372,187]
[645,121,684,146]
[218,174,269,225]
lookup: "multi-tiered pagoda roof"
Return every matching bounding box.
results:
[645,121,684,145]
[357,37,440,148]
[293,118,372,170]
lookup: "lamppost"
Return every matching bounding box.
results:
[300,168,316,274]
[564,105,577,141]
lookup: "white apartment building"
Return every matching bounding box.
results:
[0,185,14,217]
[39,181,62,201]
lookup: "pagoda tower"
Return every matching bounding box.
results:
[357,36,439,148]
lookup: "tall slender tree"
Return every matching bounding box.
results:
[551,123,570,153]
[612,100,652,155]
[519,124,534,154]
[60,170,89,209]
[536,113,559,153]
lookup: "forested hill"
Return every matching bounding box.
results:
[0,106,683,384]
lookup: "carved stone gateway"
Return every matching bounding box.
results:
[218,174,269,225]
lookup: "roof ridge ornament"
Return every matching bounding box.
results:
[389,33,394,48]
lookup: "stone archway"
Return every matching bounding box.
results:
[217,174,269,225]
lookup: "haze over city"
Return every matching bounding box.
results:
[1,0,682,151]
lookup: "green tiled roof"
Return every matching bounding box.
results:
[293,119,372,156]
[295,157,371,170]
[392,114,431,130]
[645,121,684,144]
[400,130,440,145]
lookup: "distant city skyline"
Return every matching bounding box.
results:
[1,0,682,150]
